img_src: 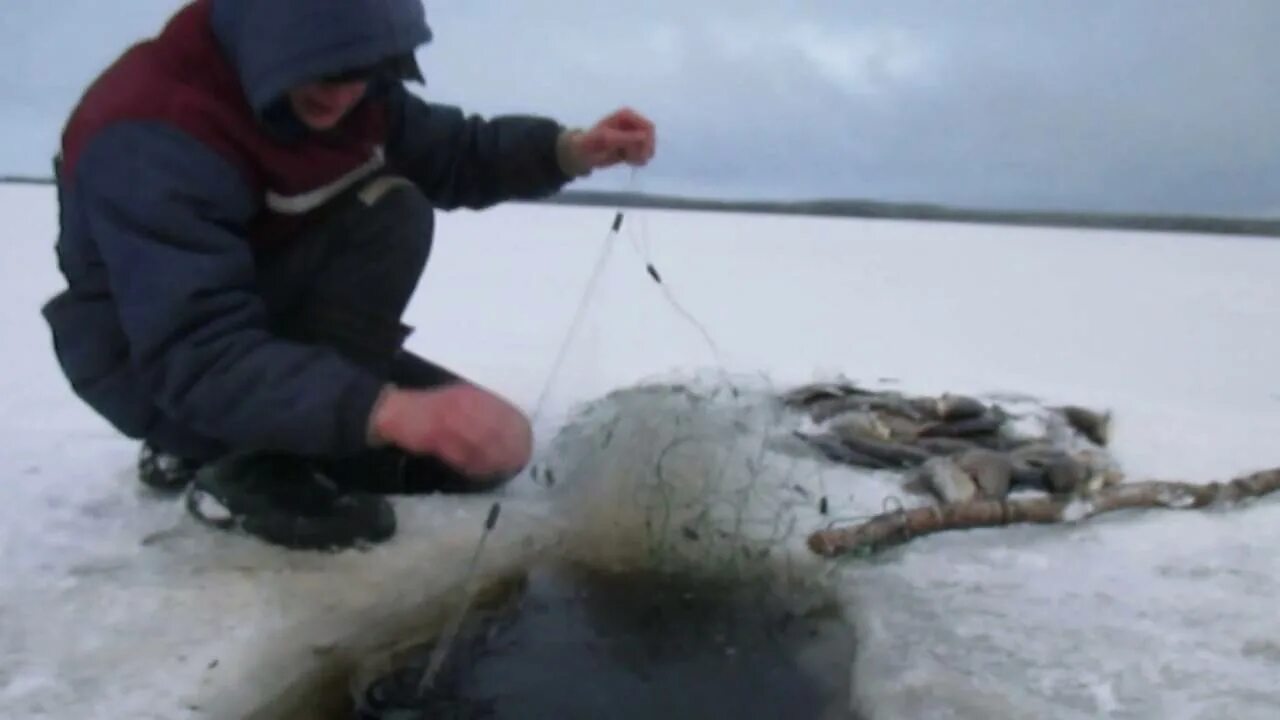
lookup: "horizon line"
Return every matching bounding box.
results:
[4,174,1276,238]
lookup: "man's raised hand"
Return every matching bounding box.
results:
[567,107,656,170]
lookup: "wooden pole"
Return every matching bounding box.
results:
[807,468,1280,558]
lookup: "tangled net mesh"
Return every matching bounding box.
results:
[529,364,1119,597]
[531,370,861,614]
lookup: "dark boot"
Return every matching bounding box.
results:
[137,441,202,493]
[186,453,396,551]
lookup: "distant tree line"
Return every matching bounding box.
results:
[4,175,1275,238]
[542,190,1280,239]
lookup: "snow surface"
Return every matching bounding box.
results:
[3,182,1280,719]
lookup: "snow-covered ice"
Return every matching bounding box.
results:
[3,182,1280,719]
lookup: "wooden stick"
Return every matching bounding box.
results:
[807,468,1280,558]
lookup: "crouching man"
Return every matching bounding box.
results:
[41,0,656,550]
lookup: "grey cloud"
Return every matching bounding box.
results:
[1,0,1276,215]
[419,0,1279,214]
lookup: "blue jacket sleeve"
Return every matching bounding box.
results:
[74,122,386,457]
[384,86,576,210]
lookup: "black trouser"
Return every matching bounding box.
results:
[251,175,485,493]
[257,175,436,375]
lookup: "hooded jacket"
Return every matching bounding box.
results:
[42,0,577,461]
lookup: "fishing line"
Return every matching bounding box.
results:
[526,166,739,485]
[527,200,625,430]
[620,179,731,376]
[417,501,502,694]
[530,166,732,427]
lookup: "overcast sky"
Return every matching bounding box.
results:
[2,1,1276,215]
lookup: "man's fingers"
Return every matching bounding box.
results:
[445,433,495,476]
[447,402,530,476]
[580,131,625,164]
[597,128,651,153]
[483,415,529,473]
[606,107,654,134]
[385,384,532,476]
[573,108,656,168]
[621,134,654,164]
[579,114,656,169]
[598,127,638,147]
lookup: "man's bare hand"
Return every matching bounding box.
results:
[567,107,656,170]
[370,384,533,478]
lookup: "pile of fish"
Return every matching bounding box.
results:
[780,381,1122,504]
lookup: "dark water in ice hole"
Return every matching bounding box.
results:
[354,563,859,720]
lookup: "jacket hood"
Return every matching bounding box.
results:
[211,0,432,117]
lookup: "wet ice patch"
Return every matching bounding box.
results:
[354,563,857,719]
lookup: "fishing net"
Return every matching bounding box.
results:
[533,368,1121,581]
[351,372,867,720]
[534,371,845,609]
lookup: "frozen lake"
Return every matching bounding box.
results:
[2,183,1279,718]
